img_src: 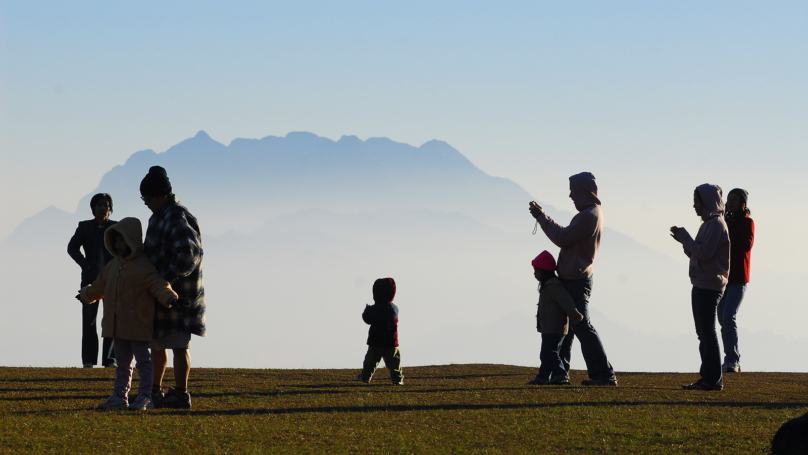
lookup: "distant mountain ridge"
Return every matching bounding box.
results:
[55,130,541,237]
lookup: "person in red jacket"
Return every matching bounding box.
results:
[719,188,755,373]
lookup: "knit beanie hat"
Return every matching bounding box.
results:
[531,250,556,271]
[728,188,748,206]
[372,278,397,303]
[140,166,172,198]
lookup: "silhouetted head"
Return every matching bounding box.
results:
[726,188,751,219]
[372,278,396,304]
[90,193,113,223]
[568,172,601,212]
[694,183,724,221]
[140,166,172,198]
[532,250,557,283]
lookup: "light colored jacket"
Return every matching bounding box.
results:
[80,217,177,342]
[537,277,584,335]
[536,172,604,280]
[673,184,730,292]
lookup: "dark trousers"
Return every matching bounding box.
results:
[82,300,115,366]
[538,333,568,383]
[559,276,616,382]
[691,286,724,388]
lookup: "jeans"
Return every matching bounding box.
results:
[81,299,115,366]
[361,346,403,383]
[559,276,616,382]
[113,339,153,399]
[691,286,724,388]
[717,283,747,368]
[538,333,568,383]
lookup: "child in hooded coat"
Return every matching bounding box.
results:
[79,217,180,410]
[527,251,584,385]
[671,184,730,391]
[357,278,403,385]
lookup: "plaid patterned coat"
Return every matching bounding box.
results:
[144,196,206,338]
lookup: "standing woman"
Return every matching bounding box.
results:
[719,189,754,373]
[670,184,730,391]
[67,193,117,368]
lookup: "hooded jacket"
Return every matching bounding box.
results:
[536,277,584,335]
[362,278,399,347]
[80,217,177,342]
[536,172,604,280]
[673,184,730,292]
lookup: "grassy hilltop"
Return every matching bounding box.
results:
[0,365,805,453]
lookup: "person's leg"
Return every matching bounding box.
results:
[691,286,723,388]
[563,277,616,382]
[172,348,191,390]
[112,339,134,400]
[719,284,746,369]
[539,334,568,383]
[361,347,383,381]
[152,347,168,389]
[81,300,100,366]
[559,332,574,375]
[132,341,153,399]
[382,347,403,383]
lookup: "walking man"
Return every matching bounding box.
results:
[529,172,617,386]
[140,166,206,408]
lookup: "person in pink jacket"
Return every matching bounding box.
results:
[670,184,730,391]
[529,172,617,386]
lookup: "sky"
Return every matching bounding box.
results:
[1,1,807,273]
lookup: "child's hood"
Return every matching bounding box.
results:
[696,183,725,221]
[569,172,601,212]
[372,278,397,303]
[104,217,144,260]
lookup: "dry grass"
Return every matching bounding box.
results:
[1,364,805,453]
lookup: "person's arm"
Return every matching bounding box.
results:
[79,266,108,303]
[674,220,723,261]
[546,284,584,325]
[536,211,598,249]
[362,305,373,325]
[736,219,754,252]
[142,265,179,307]
[67,224,88,268]
[163,214,203,282]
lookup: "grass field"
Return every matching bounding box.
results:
[0,364,805,453]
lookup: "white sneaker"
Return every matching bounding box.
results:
[97,395,128,410]
[128,395,154,410]
[393,380,404,386]
[722,364,741,373]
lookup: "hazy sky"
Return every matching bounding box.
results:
[2,1,806,272]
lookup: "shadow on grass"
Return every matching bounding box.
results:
[13,399,808,416]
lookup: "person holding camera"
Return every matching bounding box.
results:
[528,172,617,386]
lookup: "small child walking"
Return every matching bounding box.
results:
[527,251,584,385]
[79,217,181,410]
[357,278,403,385]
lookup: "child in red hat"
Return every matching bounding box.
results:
[527,251,584,385]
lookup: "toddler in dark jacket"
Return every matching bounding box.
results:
[357,278,403,385]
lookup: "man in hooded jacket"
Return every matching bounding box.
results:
[529,172,617,386]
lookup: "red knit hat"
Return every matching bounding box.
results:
[531,250,556,271]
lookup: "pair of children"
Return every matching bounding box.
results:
[78,217,186,410]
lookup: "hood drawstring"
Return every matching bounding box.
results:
[532,220,538,235]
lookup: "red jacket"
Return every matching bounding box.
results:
[727,215,754,284]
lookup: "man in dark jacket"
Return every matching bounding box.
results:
[67,193,117,368]
[357,278,403,385]
[140,166,205,409]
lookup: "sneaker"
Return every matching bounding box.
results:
[581,379,618,387]
[151,386,165,408]
[357,373,369,384]
[161,387,191,409]
[550,378,571,385]
[82,363,94,368]
[526,376,550,385]
[128,395,154,411]
[97,395,128,411]
[393,381,404,386]
[682,380,722,391]
[722,364,741,373]
[103,363,117,368]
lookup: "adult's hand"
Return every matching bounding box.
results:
[670,226,681,239]
[529,201,545,220]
